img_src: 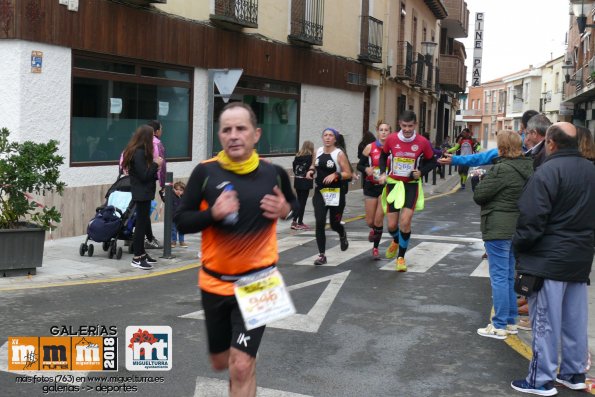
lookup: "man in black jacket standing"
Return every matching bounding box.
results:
[523,114,551,170]
[511,122,595,396]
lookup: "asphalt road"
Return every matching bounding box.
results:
[0,190,580,396]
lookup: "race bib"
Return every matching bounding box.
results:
[392,157,415,177]
[234,268,296,331]
[320,188,340,206]
[372,167,381,181]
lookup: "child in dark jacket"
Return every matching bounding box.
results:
[171,181,187,248]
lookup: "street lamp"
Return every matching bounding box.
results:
[571,0,595,34]
[562,64,575,83]
[420,41,437,62]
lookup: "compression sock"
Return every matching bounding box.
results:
[461,174,468,185]
[373,226,383,248]
[390,229,399,244]
[397,229,411,258]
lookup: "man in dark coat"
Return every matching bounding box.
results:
[511,122,595,396]
[523,114,550,170]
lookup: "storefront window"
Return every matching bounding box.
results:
[211,78,300,156]
[71,53,192,165]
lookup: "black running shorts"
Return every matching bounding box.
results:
[385,182,420,212]
[200,289,265,357]
[363,181,384,198]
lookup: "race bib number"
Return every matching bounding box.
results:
[392,157,415,177]
[372,167,381,181]
[234,268,296,331]
[320,188,340,206]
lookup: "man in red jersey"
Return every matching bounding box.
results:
[378,110,437,271]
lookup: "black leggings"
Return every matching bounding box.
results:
[312,190,345,254]
[133,200,151,257]
[293,189,310,223]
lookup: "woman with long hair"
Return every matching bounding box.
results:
[473,130,533,339]
[121,125,163,270]
[576,126,595,162]
[357,120,391,259]
[306,128,352,265]
[291,140,315,230]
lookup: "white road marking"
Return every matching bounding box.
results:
[180,271,351,334]
[297,231,482,243]
[194,376,313,396]
[0,342,88,385]
[470,259,490,278]
[380,242,459,272]
[293,238,373,267]
[277,235,316,252]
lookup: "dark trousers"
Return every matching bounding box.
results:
[312,191,345,254]
[133,200,151,257]
[293,189,310,224]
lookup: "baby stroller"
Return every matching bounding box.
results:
[79,174,136,259]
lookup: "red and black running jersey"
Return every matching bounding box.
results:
[382,132,434,182]
[174,159,298,296]
[365,141,385,184]
[458,137,476,156]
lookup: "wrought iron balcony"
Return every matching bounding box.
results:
[358,16,383,63]
[396,41,413,80]
[411,53,425,87]
[210,0,258,29]
[114,0,166,6]
[288,0,324,46]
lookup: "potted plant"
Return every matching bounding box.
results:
[0,127,65,276]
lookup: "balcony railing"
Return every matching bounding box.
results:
[438,54,466,92]
[426,64,434,90]
[288,0,324,46]
[116,0,166,6]
[396,41,413,80]
[358,16,383,63]
[210,0,258,29]
[412,53,424,87]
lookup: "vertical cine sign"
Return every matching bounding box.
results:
[472,13,484,87]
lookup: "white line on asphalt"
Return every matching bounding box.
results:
[277,235,316,252]
[180,271,351,334]
[293,238,373,266]
[470,259,490,278]
[194,376,313,396]
[0,342,88,385]
[380,242,459,272]
[296,231,482,243]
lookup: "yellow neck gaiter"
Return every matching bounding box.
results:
[216,150,259,175]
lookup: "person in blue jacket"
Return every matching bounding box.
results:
[438,147,498,168]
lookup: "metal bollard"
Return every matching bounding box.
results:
[449,164,452,175]
[161,172,175,259]
[432,167,437,185]
[440,164,445,179]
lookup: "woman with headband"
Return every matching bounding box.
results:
[306,128,352,265]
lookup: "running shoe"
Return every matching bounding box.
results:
[368,229,375,242]
[517,317,532,331]
[340,233,349,251]
[290,221,299,230]
[506,324,518,335]
[396,257,407,272]
[314,254,327,266]
[179,242,189,248]
[131,257,152,270]
[477,323,507,340]
[297,223,310,230]
[386,241,398,259]
[144,238,163,249]
[510,380,557,396]
[171,242,177,248]
[555,374,586,390]
[144,253,157,264]
[372,248,380,260]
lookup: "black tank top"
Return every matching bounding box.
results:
[315,149,341,189]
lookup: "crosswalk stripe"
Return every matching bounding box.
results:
[380,242,459,272]
[194,376,312,396]
[277,235,315,252]
[470,259,490,277]
[293,238,374,267]
[296,231,482,243]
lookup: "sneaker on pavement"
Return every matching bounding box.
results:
[144,238,163,249]
[477,323,507,340]
[555,373,586,390]
[144,253,157,264]
[511,380,557,396]
[171,242,177,248]
[314,254,327,266]
[368,229,375,242]
[179,242,188,248]
[396,257,407,272]
[340,233,349,251]
[298,223,310,230]
[290,221,298,230]
[517,317,532,331]
[372,248,380,260]
[506,324,519,335]
[461,183,466,190]
[386,241,398,259]
[131,257,152,270]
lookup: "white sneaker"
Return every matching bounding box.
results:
[506,324,518,335]
[477,323,507,340]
